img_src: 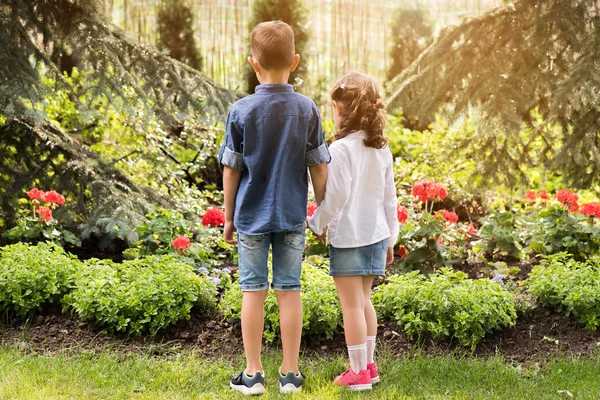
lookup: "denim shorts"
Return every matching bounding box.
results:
[329,238,388,277]
[237,223,305,291]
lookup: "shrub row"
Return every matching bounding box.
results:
[373,268,518,349]
[526,253,600,330]
[0,243,216,335]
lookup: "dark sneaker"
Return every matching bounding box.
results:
[230,370,266,395]
[278,370,304,394]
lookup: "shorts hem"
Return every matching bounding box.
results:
[329,270,385,277]
[271,284,302,291]
[239,283,270,291]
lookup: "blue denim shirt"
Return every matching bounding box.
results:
[218,84,330,235]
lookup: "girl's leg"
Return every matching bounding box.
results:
[362,276,377,365]
[334,276,368,373]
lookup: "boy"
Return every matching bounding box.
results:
[219,21,329,395]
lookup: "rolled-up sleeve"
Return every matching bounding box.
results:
[383,154,400,248]
[218,110,246,171]
[308,147,352,235]
[305,105,331,166]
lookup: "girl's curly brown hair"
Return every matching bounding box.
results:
[331,71,387,149]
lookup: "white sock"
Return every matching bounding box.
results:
[366,336,376,364]
[347,343,367,374]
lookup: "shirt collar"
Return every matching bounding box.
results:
[255,84,294,94]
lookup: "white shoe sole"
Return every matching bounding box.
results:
[280,383,302,394]
[348,383,373,391]
[371,376,380,384]
[230,382,266,395]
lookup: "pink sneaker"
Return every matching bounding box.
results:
[367,362,380,384]
[333,369,372,391]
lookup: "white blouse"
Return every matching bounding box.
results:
[308,131,399,249]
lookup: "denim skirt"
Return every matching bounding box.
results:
[329,238,388,277]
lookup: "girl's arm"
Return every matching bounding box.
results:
[307,148,352,235]
[383,154,400,249]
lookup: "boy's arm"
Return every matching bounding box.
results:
[309,163,327,205]
[223,166,242,244]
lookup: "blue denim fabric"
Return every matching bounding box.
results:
[237,223,305,291]
[218,84,331,235]
[329,238,388,276]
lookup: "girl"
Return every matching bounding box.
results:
[308,71,399,391]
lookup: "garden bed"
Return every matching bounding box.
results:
[2,302,598,363]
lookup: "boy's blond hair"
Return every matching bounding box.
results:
[250,21,295,71]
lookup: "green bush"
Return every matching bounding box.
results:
[63,256,217,335]
[221,263,342,342]
[0,243,80,317]
[373,268,517,349]
[526,253,600,330]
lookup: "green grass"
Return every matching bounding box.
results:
[0,346,599,399]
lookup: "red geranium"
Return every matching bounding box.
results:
[555,189,579,212]
[202,207,225,227]
[37,206,52,223]
[523,191,537,201]
[397,205,408,224]
[538,190,550,200]
[27,188,46,201]
[172,235,192,250]
[412,180,447,203]
[397,246,407,259]
[43,190,65,205]
[307,202,317,217]
[467,223,477,235]
[581,202,600,218]
[441,209,458,224]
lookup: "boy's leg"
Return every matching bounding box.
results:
[242,289,268,373]
[237,232,271,374]
[274,290,302,373]
[271,224,305,375]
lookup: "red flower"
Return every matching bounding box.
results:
[397,246,407,259]
[580,202,600,218]
[27,188,46,201]
[307,202,317,217]
[412,180,447,203]
[397,205,408,224]
[538,190,550,200]
[172,235,192,250]
[467,223,477,235]
[437,237,444,245]
[37,206,52,223]
[523,191,537,201]
[555,189,579,212]
[441,209,458,224]
[43,190,65,205]
[202,207,225,227]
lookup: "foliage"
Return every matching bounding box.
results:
[157,0,202,71]
[246,0,309,93]
[221,263,342,342]
[63,256,216,335]
[123,208,233,267]
[525,203,600,259]
[387,8,433,110]
[0,243,80,317]
[386,0,600,188]
[474,210,524,258]
[373,268,517,348]
[3,188,80,248]
[526,253,600,331]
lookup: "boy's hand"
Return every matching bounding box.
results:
[313,226,328,243]
[224,221,237,244]
[386,247,394,266]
